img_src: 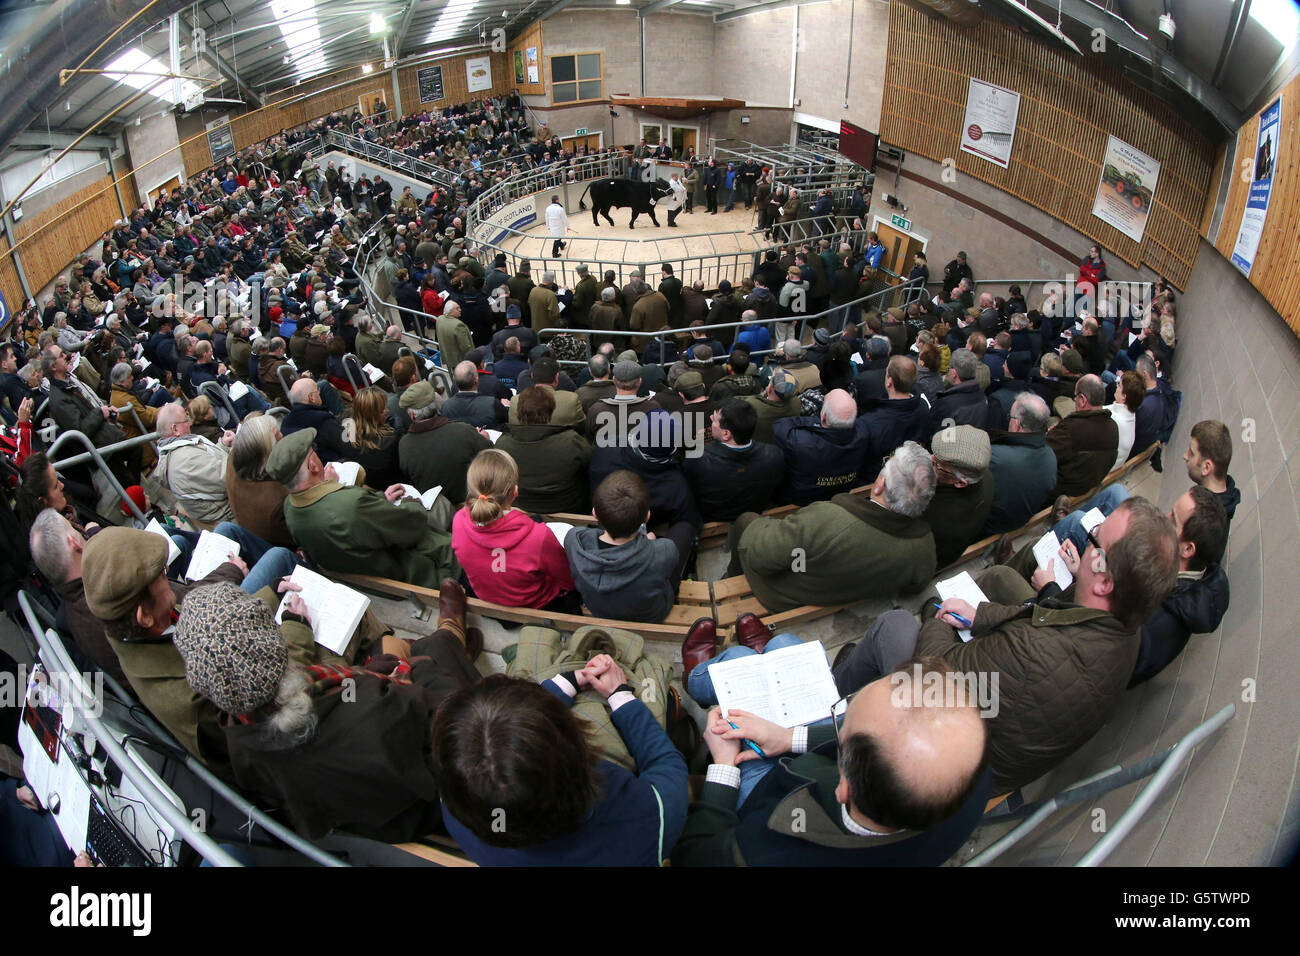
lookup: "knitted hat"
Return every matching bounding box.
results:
[264,427,316,485]
[813,327,831,346]
[173,583,289,716]
[506,304,521,319]
[82,527,168,621]
[931,425,991,478]
[121,485,148,518]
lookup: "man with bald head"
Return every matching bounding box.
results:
[442,360,507,427]
[672,655,989,866]
[771,388,871,506]
[280,377,353,463]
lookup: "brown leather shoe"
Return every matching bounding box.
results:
[438,578,467,636]
[682,617,719,675]
[1051,495,1072,524]
[734,613,771,654]
[462,626,484,662]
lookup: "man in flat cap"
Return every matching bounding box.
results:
[922,425,995,568]
[77,524,329,771]
[271,427,461,588]
[173,579,481,841]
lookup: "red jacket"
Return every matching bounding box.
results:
[421,287,445,318]
[1078,255,1105,288]
[451,507,574,609]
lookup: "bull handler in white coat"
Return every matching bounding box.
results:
[546,195,573,258]
[664,173,688,228]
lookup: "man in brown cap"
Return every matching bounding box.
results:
[172,578,481,841]
[272,427,461,588]
[79,524,394,771]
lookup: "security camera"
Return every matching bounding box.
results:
[1157,13,1175,41]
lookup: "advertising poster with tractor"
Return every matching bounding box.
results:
[1092,135,1160,243]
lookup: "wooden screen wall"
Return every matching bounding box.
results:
[509,21,546,97]
[880,3,1216,289]
[10,174,121,294]
[395,51,512,113]
[0,232,22,309]
[1210,72,1300,335]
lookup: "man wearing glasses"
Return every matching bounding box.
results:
[671,657,990,867]
[834,497,1179,798]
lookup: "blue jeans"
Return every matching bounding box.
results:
[233,388,270,418]
[1053,484,1132,552]
[687,633,818,807]
[169,522,297,592]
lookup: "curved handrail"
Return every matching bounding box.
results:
[46,429,153,521]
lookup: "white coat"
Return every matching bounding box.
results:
[544,201,570,238]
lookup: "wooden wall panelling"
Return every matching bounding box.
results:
[880,3,1214,289]
[1212,76,1300,335]
[12,175,120,293]
[509,21,546,97]
[0,232,23,308]
[396,52,512,112]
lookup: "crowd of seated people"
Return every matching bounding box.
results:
[0,96,1233,870]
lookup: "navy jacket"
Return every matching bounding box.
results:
[984,430,1057,534]
[857,395,935,482]
[773,416,870,506]
[444,679,687,865]
[590,445,701,531]
[280,404,353,464]
[930,381,1000,433]
[1129,565,1230,687]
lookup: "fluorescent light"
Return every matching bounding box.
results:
[370,12,388,35]
[272,0,327,80]
[616,0,631,4]
[1249,0,1300,52]
[425,0,479,43]
[103,47,202,103]
[362,63,374,73]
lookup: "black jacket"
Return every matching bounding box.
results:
[930,380,999,433]
[590,444,701,531]
[1129,565,1230,687]
[441,390,505,428]
[857,395,935,481]
[683,440,786,522]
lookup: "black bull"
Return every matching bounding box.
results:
[578,178,674,228]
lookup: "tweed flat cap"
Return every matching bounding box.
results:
[173,583,288,716]
[1061,348,1085,374]
[82,527,169,621]
[399,380,437,409]
[265,427,316,485]
[931,425,991,476]
[613,361,643,383]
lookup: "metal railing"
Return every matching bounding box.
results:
[966,703,1236,867]
[319,129,460,190]
[46,429,156,521]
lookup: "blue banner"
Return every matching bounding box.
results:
[1231,97,1282,276]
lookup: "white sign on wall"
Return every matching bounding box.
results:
[1092,135,1161,243]
[466,56,493,94]
[960,78,1020,169]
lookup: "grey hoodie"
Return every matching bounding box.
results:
[565,527,680,623]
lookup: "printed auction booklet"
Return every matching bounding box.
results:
[710,640,839,728]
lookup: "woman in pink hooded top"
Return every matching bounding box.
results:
[452,448,578,610]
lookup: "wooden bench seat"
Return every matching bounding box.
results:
[337,444,1159,646]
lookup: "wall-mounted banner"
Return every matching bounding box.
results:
[514,50,526,84]
[1231,96,1282,277]
[466,56,493,94]
[1092,135,1160,243]
[205,116,235,163]
[526,46,539,85]
[959,78,1020,169]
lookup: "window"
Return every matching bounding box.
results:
[550,53,602,104]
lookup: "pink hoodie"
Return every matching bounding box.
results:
[451,507,575,609]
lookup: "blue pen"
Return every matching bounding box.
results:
[727,719,766,758]
[933,603,973,628]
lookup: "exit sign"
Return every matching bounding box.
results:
[890,213,911,231]
[573,127,589,135]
